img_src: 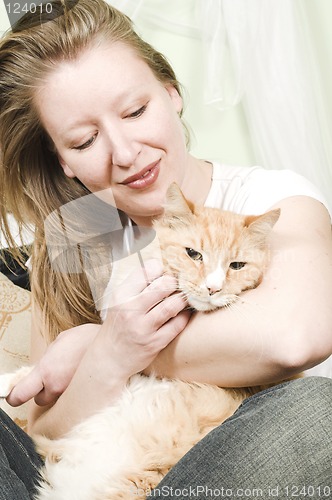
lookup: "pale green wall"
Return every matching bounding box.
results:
[0,2,8,34]
[304,0,332,131]
[132,0,255,165]
[132,0,332,167]
[1,0,331,167]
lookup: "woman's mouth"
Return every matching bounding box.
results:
[121,161,160,189]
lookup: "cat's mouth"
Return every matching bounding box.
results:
[187,294,238,312]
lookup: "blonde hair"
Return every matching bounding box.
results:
[0,0,185,341]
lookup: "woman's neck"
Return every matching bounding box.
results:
[180,156,213,206]
[129,156,213,227]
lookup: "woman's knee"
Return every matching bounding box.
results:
[282,375,332,399]
[211,377,331,480]
[242,376,332,414]
[234,376,332,454]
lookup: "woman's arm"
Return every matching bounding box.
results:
[8,196,331,435]
[148,196,332,386]
[11,261,189,439]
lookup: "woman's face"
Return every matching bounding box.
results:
[35,42,187,224]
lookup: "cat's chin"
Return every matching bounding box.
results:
[187,295,238,312]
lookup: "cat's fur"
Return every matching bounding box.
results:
[0,183,280,500]
[154,183,280,312]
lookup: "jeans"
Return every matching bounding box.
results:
[0,377,331,500]
[0,409,43,499]
[148,377,332,499]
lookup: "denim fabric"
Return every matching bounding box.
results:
[0,409,43,499]
[148,377,332,499]
[0,377,331,499]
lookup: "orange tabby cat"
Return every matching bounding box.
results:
[0,183,280,500]
[155,183,280,312]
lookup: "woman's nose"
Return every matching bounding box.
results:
[110,128,141,168]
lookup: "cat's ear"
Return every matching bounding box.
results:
[245,208,281,240]
[161,183,194,227]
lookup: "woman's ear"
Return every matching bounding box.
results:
[165,85,183,114]
[58,155,76,179]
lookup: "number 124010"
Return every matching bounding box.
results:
[5,3,53,15]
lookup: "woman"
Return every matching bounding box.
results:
[0,1,331,498]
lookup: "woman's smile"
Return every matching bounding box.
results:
[120,160,160,189]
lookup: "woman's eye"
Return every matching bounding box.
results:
[229,262,246,270]
[128,104,147,119]
[74,135,97,151]
[186,247,203,261]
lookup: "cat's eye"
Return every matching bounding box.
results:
[185,248,203,261]
[229,262,246,270]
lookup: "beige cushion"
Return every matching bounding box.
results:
[0,272,31,429]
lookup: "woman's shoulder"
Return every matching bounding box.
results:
[206,161,330,216]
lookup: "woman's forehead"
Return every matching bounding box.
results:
[33,42,162,140]
[39,41,158,96]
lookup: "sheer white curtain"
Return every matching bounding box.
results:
[108,0,332,213]
[105,0,145,19]
[199,0,332,212]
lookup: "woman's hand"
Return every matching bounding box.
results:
[98,259,191,380]
[6,323,100,407]
[8,260,190,412]
[25,259,190,439]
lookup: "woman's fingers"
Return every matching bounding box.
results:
[139,274,181,311]
[154,309,191,349]
[100,258,189,377]
[6,366,44,407]
[7,364,70,407]
[33,387,58,407]
[6,324,100,407]
[105,274,186,341]
[106,258,165,308]
[107,271,181,316]
[144,288,188,331]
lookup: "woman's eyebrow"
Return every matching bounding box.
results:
[55,85,151,144]
[58,122,94,145]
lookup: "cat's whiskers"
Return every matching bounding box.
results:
[162,289,187,304]
[177,290,191,302]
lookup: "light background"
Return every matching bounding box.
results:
[0,0,331,172]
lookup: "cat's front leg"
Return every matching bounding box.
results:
[0,366,33,398]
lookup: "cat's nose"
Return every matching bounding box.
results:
[207,285,222,296]
[205,268,225,295]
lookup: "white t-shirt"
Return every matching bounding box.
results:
[205,162,330,216]
[205,162,331,378]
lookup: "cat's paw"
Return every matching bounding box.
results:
[0,373,18,398]
[0,367,32,398]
